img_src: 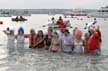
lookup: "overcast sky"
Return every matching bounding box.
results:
[0,0,108,9]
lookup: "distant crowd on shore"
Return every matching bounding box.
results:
[3,16,102,56]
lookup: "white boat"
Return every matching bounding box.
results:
[89,6,108,18]
[47,20,72,29]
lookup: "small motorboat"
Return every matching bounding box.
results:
[11,16,27,22]
[12,18,27,22]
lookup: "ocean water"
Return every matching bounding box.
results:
[0,14,108,71]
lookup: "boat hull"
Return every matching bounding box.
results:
[12,18,27,22]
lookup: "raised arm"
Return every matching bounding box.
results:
[3,30,10,35]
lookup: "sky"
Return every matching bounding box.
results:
[0,0,108,9]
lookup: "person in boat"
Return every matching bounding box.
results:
[51,17,55,24]
[73,29,84,54]
[25,29,37,48]
[83,32,90,54]
[16,27,25,48]
[16,16,18,20]
[49,32,61,52]
[58,16,66,29]
[88,27,101,55]
[44,27,53,50]
[7,27,9,31]
[3,29,15,48]
[58,16,64,23]
[61,29,74,53]
[33,30,44,48]
[20,16,24,19]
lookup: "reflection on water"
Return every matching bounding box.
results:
[0,14,108,71]
[0,47,108,71]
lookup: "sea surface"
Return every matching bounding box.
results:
[0,14,108,71]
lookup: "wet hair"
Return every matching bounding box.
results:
[38,30,44,37]
[53,32,58,35]
[10,30,14,34]
[48,27,53,32]
[59,16,62,19]
[38,30,43,34]
[64,29,70,33]
[84,32,90,37]
[30,29,35,33]
[84,32,90,39]
[53,32,59,37]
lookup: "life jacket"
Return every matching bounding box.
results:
[57,18,66,28]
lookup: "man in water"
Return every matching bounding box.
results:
[25,29,37,48]
[61,29,74,53]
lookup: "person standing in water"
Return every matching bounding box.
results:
[25,29,37,48]
[83,32,90,54]
[49,32,61,52]
[73,29,84,54]
[33,30,44,48]
[3,29,15,48]
[88,27,101,55]
[16,27,25,48]
[61,29,74,53]
[44,27,53,50]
